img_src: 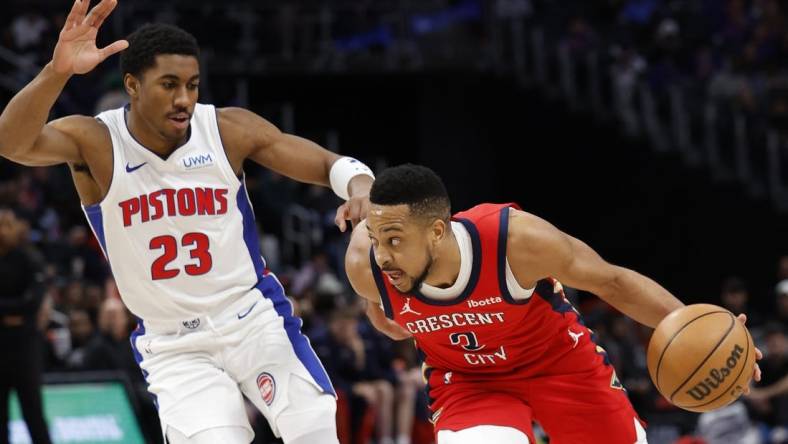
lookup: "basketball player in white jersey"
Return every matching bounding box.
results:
[0,1,374,443]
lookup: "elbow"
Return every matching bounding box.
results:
[384,328,412,341]
[0,136,31,164]
[0,146,22,163]
[0,136,12,159]
[0,124,15,158]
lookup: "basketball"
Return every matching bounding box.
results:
[647,304,756,413]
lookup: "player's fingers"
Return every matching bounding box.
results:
[358,198,370,220]
[65,0,84,30]
[98,39,128,61]
[61,12,92,39]
[335,204,348,232]
[75,0,90,19]
[349,199,364,228]
[84,0,116,27]
[754,363,762,382]
[91,0,118,29]
[736,313,748,325]
[755,347,763,360]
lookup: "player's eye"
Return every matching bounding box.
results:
[163,82,177,89]
[187,83,199,90]
[390,238,401,246]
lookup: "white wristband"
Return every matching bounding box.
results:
[329,157,375,201]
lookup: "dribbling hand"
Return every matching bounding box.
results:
[52,0,128,75]
[736,313,763,394]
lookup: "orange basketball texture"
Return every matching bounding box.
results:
[646,304,756,412]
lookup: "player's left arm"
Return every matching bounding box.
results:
[505,208,684,328]
[507,208,762,387]
[217,107,374,231]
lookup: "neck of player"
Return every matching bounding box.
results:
[421,229,461,289]
[127,107,189,157]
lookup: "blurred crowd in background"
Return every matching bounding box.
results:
[1,1,788,444]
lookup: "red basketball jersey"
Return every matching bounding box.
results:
[369,203,591,376]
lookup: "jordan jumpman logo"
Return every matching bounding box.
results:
[400,298,421,316]
[568,328,585,349]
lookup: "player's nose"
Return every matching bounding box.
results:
[173,86,191,108]
[374,248,392,267]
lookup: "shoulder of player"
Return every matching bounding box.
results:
[345,220,381,303]
[505,208,539,249]
[48,115,111,164]
[505,208,572,280]
[49,115,110,149]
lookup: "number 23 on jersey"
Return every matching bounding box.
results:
[149,232,212,280]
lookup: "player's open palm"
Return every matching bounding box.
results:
[53,0,128,75]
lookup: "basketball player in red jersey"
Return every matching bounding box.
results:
[345,164,762,444]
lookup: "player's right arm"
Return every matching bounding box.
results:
[346,220,412,340]
[0,0,127,166]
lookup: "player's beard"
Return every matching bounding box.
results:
[407,250,434,293]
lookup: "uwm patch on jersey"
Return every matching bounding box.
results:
[370,203,595,376]
[180,152,215,170]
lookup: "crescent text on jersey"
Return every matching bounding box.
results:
[404,312,505,334]
[118,187,230,227]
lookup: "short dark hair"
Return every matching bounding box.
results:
[120,24,200,78]
[370,164,451,222]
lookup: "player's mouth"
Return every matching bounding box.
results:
[383,270,404,286]
[167,112,191,130]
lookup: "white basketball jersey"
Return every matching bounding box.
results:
[84,103,265,323]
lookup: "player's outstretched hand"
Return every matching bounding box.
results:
[736,313,763,394]
[335,195,370,232]
[53,0,128,75]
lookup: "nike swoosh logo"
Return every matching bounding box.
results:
[125,162,147,173]
[237,301,259,320]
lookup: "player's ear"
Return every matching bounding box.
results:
[431,218,447,244]
[124,73,140,98]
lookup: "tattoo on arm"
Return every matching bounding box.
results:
[71,163,90,174]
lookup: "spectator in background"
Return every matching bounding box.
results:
[290,250,343,298]
[747,323,788,443]
[719,276,764,330]
[388,336,426,444]
[62,279,86,312]
[91,297,161,442]
[312,307,397,444]
[38,287,71,371]
[9,8,49,62]
[46,225,107,287]
[696,401,761,444]
[93,75,127,114]
[605,315,653,414]
[778,255,788,282]
[0,208,52,444]
[251,170,298,241]
[64,308,95,370]
[775,280,788,325]
[79,297,137,373]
